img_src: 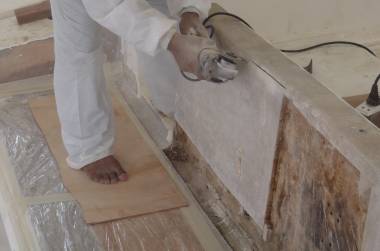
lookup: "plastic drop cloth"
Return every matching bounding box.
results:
[0,95,100,250]
[28,201,102,251]
[0,92,199,251]
[0,95,65,196]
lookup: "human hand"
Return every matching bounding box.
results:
[179,12,209,38]
[168,33,217,78]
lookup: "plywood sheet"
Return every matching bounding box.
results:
[29,95,188,224]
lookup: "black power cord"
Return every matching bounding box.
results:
[367,74,380,106]
[203,12,380,105]
[203,12,253,29]
[281,41,376,57]
[203,12,377,57]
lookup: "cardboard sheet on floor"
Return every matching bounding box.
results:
[29,95,188,224]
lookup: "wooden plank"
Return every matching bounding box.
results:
[15,1,51,25]
[29,95,188,224]
[0,74,53,98]
[0,38,54,84]
[266,99,369,251]
[0,15,53,51]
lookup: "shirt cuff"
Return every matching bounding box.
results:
[160,27,177,50]
[179,6,201,17]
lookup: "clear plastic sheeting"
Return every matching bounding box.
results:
[28,201,102,251]
[92,210,202,251]
[0,96,65,196]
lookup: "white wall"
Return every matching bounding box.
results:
[215,0,380,43]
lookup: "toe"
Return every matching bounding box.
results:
[113,165,128,182]
[118,173,129,181]
[82,156,128,184]
[99,174,111,185]
[109,172,119,184]
[90,175,100,183]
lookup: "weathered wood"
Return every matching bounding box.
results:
[15,1,51,25]
[0,38,54,84]
[266,99,369,251]
[164,127,275,251]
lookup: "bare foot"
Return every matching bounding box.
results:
[82,156,128,185]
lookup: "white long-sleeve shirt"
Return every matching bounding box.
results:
[81,0,211,56]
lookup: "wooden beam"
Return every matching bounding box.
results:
[0,38,54,84]
[0,75,53,98]
[14,1,51,25]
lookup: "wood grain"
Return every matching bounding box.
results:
[29,95,188,224]
[15,1,51,25]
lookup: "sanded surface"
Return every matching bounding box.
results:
[29,95,188,224]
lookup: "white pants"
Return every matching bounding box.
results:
[51,0,210,169]
[52,0,115,169]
